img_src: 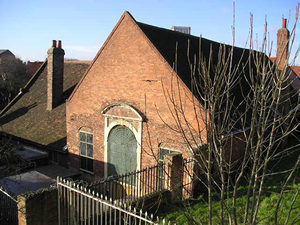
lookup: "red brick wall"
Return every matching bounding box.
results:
[18,187,58,225]
[66,13,207,177]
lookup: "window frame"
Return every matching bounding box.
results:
[79,131,94,173]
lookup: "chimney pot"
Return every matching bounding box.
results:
[52,40,57,48]
[57,40,62,48]
[283,18,287,28]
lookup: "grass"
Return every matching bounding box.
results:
[156,136,300,224]
[157,186,299,224]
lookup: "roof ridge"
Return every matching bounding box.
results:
[137,21,196,38]
[0,49,9,55]
[136,21,260,54]
[0,60,47,117]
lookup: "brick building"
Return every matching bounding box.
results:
[66,11,258,178]
[0,41,90,165]
[0,49,15,63]
[1,11,279,179]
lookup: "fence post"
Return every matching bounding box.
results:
[164,153,184,202]
[17,187,58,225]
[17,196,27,225]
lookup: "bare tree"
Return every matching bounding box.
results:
[0,57,27,110]
[161,6,300,225]
[0,58,29,176]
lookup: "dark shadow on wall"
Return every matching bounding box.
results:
[46,137,67,151]
[53,84,77,109]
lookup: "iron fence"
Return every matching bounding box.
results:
[87,163,166,204]
[57,177,172,225]
[86,158,196,203]
[0,186,18,225]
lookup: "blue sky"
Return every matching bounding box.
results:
[0,0,299,64]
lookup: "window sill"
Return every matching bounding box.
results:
[80,168,94,175]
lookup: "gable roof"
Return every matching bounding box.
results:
[68,11,270,130]
[136,18,272,123]
[0,49,14,56]
[137,21,253,89]
[0,12,273,148]
[70,11,259,103]
[0,61,90,151]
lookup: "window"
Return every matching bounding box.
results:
[79,131,93,172]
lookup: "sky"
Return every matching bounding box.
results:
[0,0,299,64]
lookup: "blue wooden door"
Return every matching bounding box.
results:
[107,125,137,176]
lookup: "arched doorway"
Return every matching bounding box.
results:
[107,125,137,176]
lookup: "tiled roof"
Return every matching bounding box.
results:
[138,21,265,85]
[0,61,89,151]
[136,21,270,122]
[291,66,300,77]
[269,57,300,77]
[269,56,276,63]
[26,61,44,78]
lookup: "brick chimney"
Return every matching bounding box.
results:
[276,18,290,70]
[47,40,65,110]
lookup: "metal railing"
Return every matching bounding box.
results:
[0,186,18,225]
[57,177,172,225]
[86,158,196,203]
[87,163,165,204]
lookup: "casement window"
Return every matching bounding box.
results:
[79,131,93,173]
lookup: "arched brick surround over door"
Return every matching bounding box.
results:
[102,102,144,178]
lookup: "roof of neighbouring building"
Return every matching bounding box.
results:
[26,61,44,78]
[291,66,300,77]
[269,56,276,63]
[0,49,14,56]
[269,56,300,78]
[0,164,80,197]
[0,61,90,151]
